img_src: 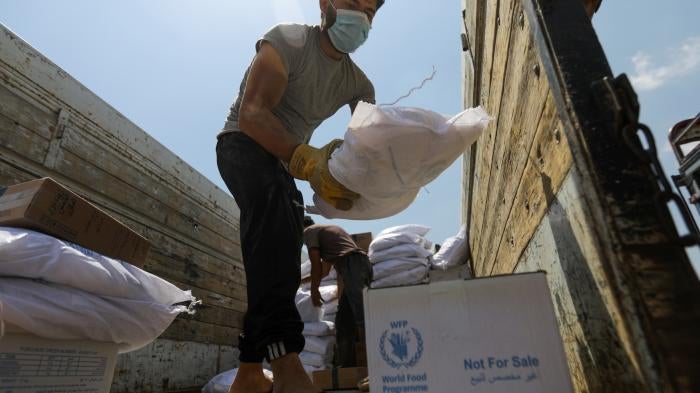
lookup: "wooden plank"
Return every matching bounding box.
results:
[481,38,551,274]
[0,113,50,166]
[0,25,237,219]
[112,338,238,393]
[476,0,538,275]
[0,82,54,140]
[57,132,241,258]
[149,250,247,303]
[492,94,573,273]
[161,318,241,346]
[470,0,517,276]
[180,304,245,330]
[515,170,654,392]
[467,0,499,272]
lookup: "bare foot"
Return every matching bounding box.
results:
[229,362,273,393]
[270,353,320,393]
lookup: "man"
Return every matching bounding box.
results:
[303,217,372,367]
[216,1,384,392]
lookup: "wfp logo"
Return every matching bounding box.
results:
[379,320,424,369]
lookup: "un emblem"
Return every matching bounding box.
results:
[379,321,424,369]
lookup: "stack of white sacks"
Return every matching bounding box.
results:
[369,225,434,288]
[0,227,197,353]
[295,259,339,375]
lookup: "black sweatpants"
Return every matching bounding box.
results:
[216,132,305,363]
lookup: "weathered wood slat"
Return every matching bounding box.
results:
[0,82,54,140]
[481,36,551,274]
[113,338,238,393]
[470,0,517,276]
[0,112,50,165]
[492,95,572,273]
[476,0,538,274]
[149,251,247,304]
[53,145,242,263]
[162,319,241,346]
[58,126,241,251]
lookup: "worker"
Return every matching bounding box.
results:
[303,216,373,367]
[215,0,384,392]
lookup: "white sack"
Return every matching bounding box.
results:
[296,285,338,322]
[368,232,426,255]
[322,298,339,316]
[308,103,489,219]
[0,278,189,353]
[372,257,430,281]
[299,351,330,368]
[301,260,311,279]
[323,312,337,323]
[0,227,193,305]
[432,225,469,272]
[304,335,335,356]
[202,368,273,393]
[370,265,429,289]
[303,321,335,336]
[377,224,431,238]
[369,243,432,264]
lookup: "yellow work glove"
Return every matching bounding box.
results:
[289,139,360,211]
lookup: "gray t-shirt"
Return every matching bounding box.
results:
[219,23,375,144]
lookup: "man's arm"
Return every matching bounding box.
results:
[238,42,299,163]
[309,248,324,307]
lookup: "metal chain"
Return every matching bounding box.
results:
[612,75,700,247]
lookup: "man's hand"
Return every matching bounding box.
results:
[289,139,360,210]
[311,287,324,307]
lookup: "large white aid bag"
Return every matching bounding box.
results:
[369,243,433,264]
[296,285,338,322]
[303,335,336,357]
[0,278,191,353]
[370,265,429,289]
[372,257,430,281]
[431,225,469,272]
[308,103,489,219]
[0,227,193,305]
[303,321,335,336]
[377,224,431,238]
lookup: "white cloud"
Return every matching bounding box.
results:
[630,36,700,91]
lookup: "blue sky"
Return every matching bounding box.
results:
[3,1,699,271]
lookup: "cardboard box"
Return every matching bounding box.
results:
[351,232,372,253]
[312,367,368,391]
[0,331,119,393]
[364,273,573,392]
[0,178,150,267]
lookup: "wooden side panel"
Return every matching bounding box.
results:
[460,0,677,391]
[470,0,518,275]
[112,339,238,393]
[515,169,653,392]
[0,25,243,391]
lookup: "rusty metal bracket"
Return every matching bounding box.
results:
[596,74,700,247]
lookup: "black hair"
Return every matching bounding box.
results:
[377,0,385,9]
[303,216,315,228]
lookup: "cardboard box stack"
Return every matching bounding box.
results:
[0,178,193,393]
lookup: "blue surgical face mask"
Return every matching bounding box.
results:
[327,0,371,54]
